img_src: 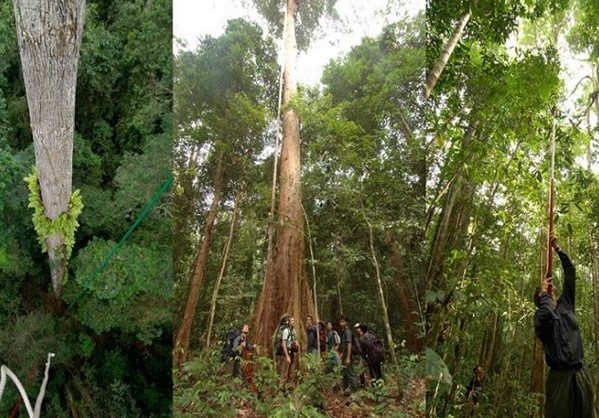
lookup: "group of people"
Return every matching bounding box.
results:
[273,314,386,395]
[223,235,596,416]
[224,314,385,397]
[284,315,385,395]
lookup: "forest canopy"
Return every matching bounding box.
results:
[0,0,173,416]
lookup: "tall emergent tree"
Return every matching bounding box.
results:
[173,19,277,366]
[13,0,86,297]
[250,0,336,353]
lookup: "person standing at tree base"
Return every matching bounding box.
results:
[340,316,359,395]
[278,316,299,391]
[232,324,256,392]
[325,321,341,373]
[534,235,596,418]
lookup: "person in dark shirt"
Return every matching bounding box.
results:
[534,235,596,418]
[339,315,358,395]
[356,323,384,381]
[465,365,484,404]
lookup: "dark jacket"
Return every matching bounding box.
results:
[534,250,584,370]
[466,377,482,404]
[307,323,318,351]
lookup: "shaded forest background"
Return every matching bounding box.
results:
[0,0,172,416]
[173,2,426,416]
[425,0,599,416]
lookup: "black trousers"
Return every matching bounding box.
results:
[368,362,383,380]
[545,365,596,418]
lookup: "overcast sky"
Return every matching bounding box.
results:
[173,0,423,86]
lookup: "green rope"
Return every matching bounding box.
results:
[67,175,173,310]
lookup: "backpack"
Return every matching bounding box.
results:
[363,331,384,364]
[333,330,341,346]
[273,314,290,356]
[220,327,241,363]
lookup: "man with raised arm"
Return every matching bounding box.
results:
[534,235,596,418]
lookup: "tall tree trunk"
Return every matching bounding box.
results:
[173,145,199,287]
[205,186,243,349]
[334,237,344,315]
[262,45,284,296]
[425,7,471,98]
[386,230,422,353]
[426,117,477,347]
[251,0,314,354]
[530,338,545,417]
[174,150,225,367]
[365,218,398,366]
[13,0,86,297]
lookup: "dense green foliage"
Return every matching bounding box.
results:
[173,3,425,414]
[253,0,338,51]
[173,18,278,337]
[0,0,172,415]
[426,0,599,416]
[173,11,424,356]
[296,13,425,355]
[174,350,423,417]
[25,168,84,261]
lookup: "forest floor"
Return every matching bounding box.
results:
[232,376,425,417]
[174,351,425,417]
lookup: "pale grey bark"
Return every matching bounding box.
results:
[425,8,471,98]
[13,0,86,296]
[366,217,398,366]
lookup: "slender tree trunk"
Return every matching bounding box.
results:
[478,313,502,374]
[302,204,322,354]
[174,151,225,367]
[386,230,422,353]
[425,8,471,98]
[251,0,314,354]
[426,117,476,291]
[530,338,545,417]
[13,0,86,297]
[365,218,398,366]
[335,249,344,316]
[426,117,477,347]
[205,186,243,349]
[173,145,199,287]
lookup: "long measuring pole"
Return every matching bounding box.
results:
[547,107,557,294]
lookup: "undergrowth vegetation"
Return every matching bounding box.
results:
[174,350,425,417]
